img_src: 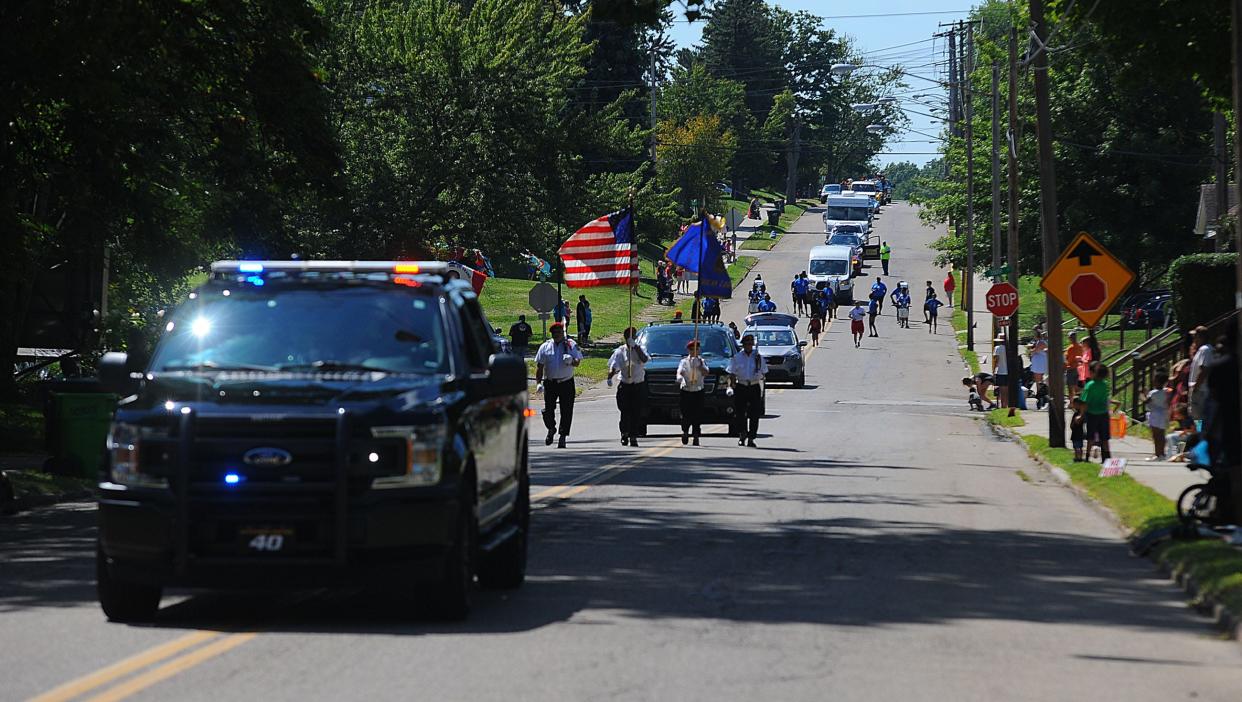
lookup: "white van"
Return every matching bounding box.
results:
[822,194,872,236]
[807,244,856,302]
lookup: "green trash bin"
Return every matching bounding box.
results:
[48,392,117,478]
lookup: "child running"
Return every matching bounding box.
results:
[849,302,867,348]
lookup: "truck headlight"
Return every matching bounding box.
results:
[370,424,445,488]
[107,423,169,488]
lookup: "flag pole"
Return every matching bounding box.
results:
[695,196,707,345]
[627,188,636,336]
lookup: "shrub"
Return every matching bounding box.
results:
[1167,253,1238,329]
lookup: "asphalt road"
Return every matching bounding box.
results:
[4,203,1242,701]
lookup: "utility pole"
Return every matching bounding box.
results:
[1030,0,1065,447]
[991,62,1002,275]
[1215,111,1228,252]
[786,119,801,203]
[946,27,960,237]
[1229,0,1242,522]
[964,20,976,352]
[649,45,658,167]
[1006,28,1022,417]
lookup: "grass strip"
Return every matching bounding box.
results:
[1020,434,1177,534]
[1153,540,1242,615]
[950,307,981,374]
[5,470,94,499]
[988,408,1026,428]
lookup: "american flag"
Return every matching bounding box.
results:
[558,207,637,287]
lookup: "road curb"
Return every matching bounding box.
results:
[985,421,1242,647]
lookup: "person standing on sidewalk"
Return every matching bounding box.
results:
[534,322,582,448]
[879,241,891,276]
[992,335,1010,408]
[1188,325,1216,423]
[677,340,709,446]
[727,334,768,448]
[1145,370,1171,460]
[1081,361,1113,462]
[943,270,956,308]
[1064,332,1083,404]
[607,327,650,448]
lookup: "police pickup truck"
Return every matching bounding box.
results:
[96,261,529,622]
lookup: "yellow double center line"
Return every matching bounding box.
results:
[27,630,255,702]
[31,437,684,702]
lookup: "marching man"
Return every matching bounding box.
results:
[727,333,768,448]
[607,327,650,447]
[535,322,583,448]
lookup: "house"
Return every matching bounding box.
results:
[1194,182,1238,246]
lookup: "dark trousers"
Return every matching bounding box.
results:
[734,384,762,439]
[882,259,890,275]
[543,378,575,436]
[679,389,704,436]
[616,381,647,439]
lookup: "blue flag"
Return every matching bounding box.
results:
[666,220,732,299]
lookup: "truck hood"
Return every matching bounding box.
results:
[127,372,447,413]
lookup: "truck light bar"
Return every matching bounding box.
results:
[211,260,450,275]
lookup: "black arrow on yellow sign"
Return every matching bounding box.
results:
[1068,239,1102,266]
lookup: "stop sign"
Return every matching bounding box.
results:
[985,281,1020,317]
[1069,273,1107,312]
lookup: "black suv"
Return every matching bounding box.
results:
[634,322,758,436]
[96,261,529,622]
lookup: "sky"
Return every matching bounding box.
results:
[668,1,975,168]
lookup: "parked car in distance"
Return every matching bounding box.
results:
[820,183,842,201]
[1121,292,1175,330]
[1118,289,1172,329]
[714,182,733,197]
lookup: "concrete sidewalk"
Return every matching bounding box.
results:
[963,271,1198,504]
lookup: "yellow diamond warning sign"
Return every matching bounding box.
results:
[1040,231,1136,329]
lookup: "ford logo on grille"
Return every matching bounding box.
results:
[242,447,293,467]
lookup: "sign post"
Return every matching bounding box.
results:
[985,281,1020,412]
[528,282,558,341]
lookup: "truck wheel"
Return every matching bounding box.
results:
[428,481,477,621]
[97,543,161,623]
[794,372,805,389]
[479,453,528,590]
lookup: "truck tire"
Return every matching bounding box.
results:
[478,452,528,590]
[97,543,161,623]
[428,479,477,621]
[794,372,805,389]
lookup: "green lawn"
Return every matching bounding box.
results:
[989,408,1026,428]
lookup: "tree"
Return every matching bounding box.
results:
[0,0,342,397]
[655,115,738,211]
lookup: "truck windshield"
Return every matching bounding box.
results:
[809,259,850,276]
[639,328,734,358]
[824,206,868,221]
[150,286,448,374]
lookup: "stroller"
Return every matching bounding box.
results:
[656,276,675,306]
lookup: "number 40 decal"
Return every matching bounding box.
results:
[248,534,284,552]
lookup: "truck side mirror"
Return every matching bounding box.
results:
[98,352,139,395]
[488,354,528,396]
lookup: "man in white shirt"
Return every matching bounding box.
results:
[607,327,650,447]
[727,333,768,447]
[677,339,710,446]
[534,323,583,448]
[992,336,1010,408]
[1188,325,1216,421]
[848,303,867,348]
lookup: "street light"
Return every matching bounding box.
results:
[865,124,886,134]
[850,102,879,113]
[877,97,899,105]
